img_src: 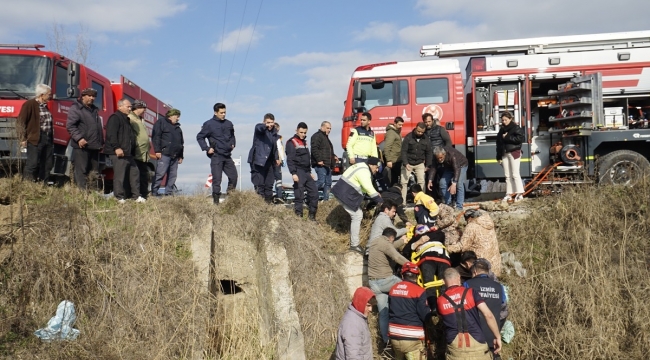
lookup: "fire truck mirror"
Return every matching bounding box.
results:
[353,80,362,101]
[67,62,80,98]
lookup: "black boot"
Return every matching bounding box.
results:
[295,210,303,218]
[308,211,317,222]
[212,193,220,205]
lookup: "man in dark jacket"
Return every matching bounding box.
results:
[17,84,53,183]
[310,121,336,201]
[67,87,104,190]
[151,108,184,196]
[105,99,144,203]
[400,122,432,204]
[286,122,318,220]
[196,103,237,204]
[248,113,280,202]
[427,146,468,210]
[423,113,452,149]
[382,117,404,188]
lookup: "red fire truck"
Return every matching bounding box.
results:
[342,31,650,192]
[0,44,171,187]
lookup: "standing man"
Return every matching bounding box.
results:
[151,108,184,197]
[274,123,285,201]
[311,121,336,201]
[388,262,432,359]
[382,117,404,188]
[17,84,53,184]
[400,122,432,204]
[437,268,502,359]
[248,113,279,203]
[464,259,508,359]
[105,99,144,204]
[347,112,378,165]
[197,103,237,204]
[331,157,383,254]
[66,88,103,190]
[427,146,468,210]
[128,100,150,199]
[368,227,409,347]
[285,122,318,220]
[423,113,452,149]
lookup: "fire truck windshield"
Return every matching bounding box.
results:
[360,79,408,110]
[0,55,51,98]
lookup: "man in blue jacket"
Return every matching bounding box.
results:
[196,103,237,204]
[248,113,280,203]
[151,108,184,197]
[286,122,318,220]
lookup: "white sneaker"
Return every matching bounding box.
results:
[514,194,524,202]
[135,196,146,203]
[117,199,127,204]
[501,194,512,202]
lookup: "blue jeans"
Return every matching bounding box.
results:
[152,155,179,196]
[439,165,468,210]
[369,275,402,343]
[314,166,332,200]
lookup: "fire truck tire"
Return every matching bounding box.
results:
[596,150,650,186]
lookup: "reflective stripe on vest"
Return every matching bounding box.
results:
[388,323,425,340]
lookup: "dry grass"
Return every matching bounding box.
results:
[498,183,650,359]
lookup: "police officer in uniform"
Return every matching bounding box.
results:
[196,103,237,204]
[347,112,386,190]
[285,122,318,221]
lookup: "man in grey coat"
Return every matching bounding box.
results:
[366,200,411,254]
[66,88,104,190]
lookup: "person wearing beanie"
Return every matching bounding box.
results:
[331,156,383,254]
[151,108,184,196]
[335,286,376,360]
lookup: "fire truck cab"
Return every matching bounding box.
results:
[343,30,650,192]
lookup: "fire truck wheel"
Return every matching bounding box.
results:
[597,150,650,186]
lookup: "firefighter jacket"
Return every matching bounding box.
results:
[104,111,136,156]
[383,124,402,164]
[426,146,468,184]
[401,129,432,167]
[196,116,236,157]
[310,129,335,167]
[426,124,452,149]
[388,280,431,340]
[128,112,150,162]
[346,126,378,160]
[285,135,311,175]
[464,274,507,349]
[331,162,382,211]
[66,99,103,150]
[495,122,524,161]
[248,123,279,167]
[437,285,487,345]
[447,214,501,276]
[152,117,184,159]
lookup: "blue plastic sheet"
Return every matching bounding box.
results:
[34,300,80,341]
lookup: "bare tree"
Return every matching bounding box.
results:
[46,21,93,65]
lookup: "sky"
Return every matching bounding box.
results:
[1,0,648,192]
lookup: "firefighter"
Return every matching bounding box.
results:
[331,156,383,254]
[437,268,501,360]
[464,259,508,360]
[248,113,280,203]
[196,103,237,204]
[17,84,53,184]
[286,122,318,220]
[388,262,432,359]
[66,87,103,190]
